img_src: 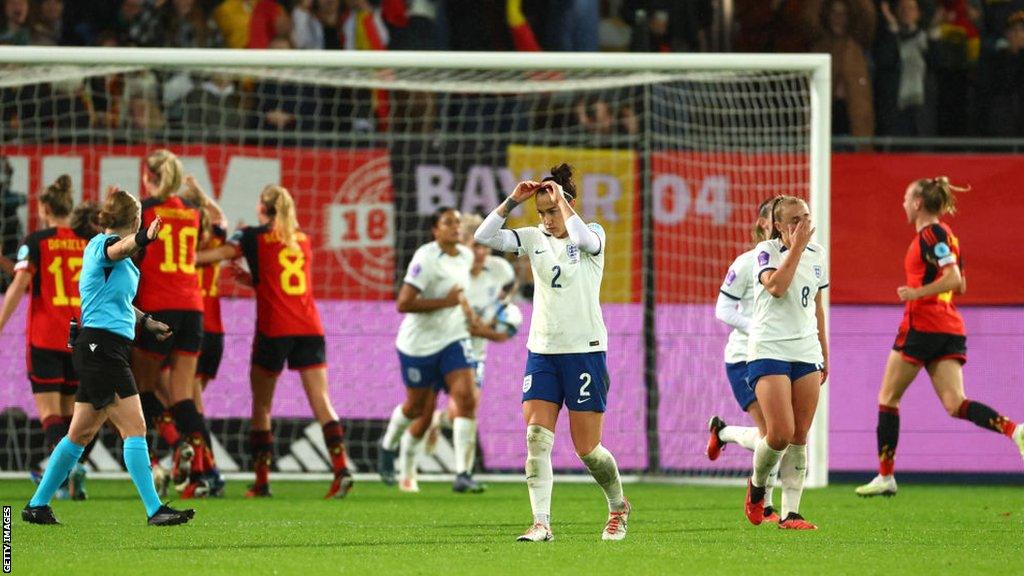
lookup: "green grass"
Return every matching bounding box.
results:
[4,479,1023,575]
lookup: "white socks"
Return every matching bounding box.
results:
[765,460,780,509]
[525,424,554,526]
[580,444,626,512]
[453,417,477,475]
[752,436,786,488]
[780,443,807,518]
[719,425,760,451]
[436,409,453,430]
[399,430,423,483]
[381,404,412,451]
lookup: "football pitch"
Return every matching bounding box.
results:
[5,479,1022,575]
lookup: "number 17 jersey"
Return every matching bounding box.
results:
[230,224,324,337]
[14,227,90,351]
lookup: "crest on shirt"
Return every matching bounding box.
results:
[757,251,769,267]
[813,265,822,279]
[724,269,737,286]
[566,243,580,264]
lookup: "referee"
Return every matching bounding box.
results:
[23,188,195,526]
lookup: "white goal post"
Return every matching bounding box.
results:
[0,47,830,487]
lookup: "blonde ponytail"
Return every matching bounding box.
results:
[261,185,299,248]
[914,176,968,216]
[145,149,183,200]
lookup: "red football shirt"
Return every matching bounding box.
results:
[231,224,323,337]
[901,222,965,335]
[198,225,227,335]
[14,227,90,351]
[136,196,203,312]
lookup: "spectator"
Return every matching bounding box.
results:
[545,0,601,52]
[339,0,389,49]
[167,0,223,48]
[0,0,30,45]
[929,0,981,136]
[182,73,244,134]
[318,0,342,48]
[506,0,541,51]
[386,0,445,50]
[249,0,290,48]
[31,0,68,46]
[814,0,876,137]
[116,0,166,47]
[976,10,1024,135]
[0,157,25,291]
[979,0,1024,52]
[875,0,931,135]
[622,0,712,52]
[123,72,166,139]
[214,0,255,49]
[292,0,324,48]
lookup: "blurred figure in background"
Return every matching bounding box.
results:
[976,10,1024,136]
[813,0,876,137]
[875,0,931,136]
[0,0,31,45]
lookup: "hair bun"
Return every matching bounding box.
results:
[55,174,72,193]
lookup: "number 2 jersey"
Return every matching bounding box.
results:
[229,224,324,337]
[901,222,965,335]
[14,226,91,351]
[136,196,203,312]
[748,239,829,363]
[514,223,607,355]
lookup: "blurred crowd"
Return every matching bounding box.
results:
[0,0,1022,139]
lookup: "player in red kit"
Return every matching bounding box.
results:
[856,177,1024,497]
[0,176,98,499]
[129,149,215,498]
[197,185,353,499]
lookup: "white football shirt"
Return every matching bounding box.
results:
[395,242,473,357]
[465,254,516,362]
[719,249,756,364]
[747,239,829,363]
[513,223,607,354]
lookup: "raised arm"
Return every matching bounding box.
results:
[475,180,543,253]
[760,220,814,298]
[105,216,162,262]
[546,181,602,255]
[196,244,239,266]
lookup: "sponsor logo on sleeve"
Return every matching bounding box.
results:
[757,251,770,267]
[15,245,27,262]
[410,263,422,278]
[934,242,951,258]
[724,269,737,286]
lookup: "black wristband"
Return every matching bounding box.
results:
[134,227,152,248]
[138,313,151,327]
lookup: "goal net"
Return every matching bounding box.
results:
[0,48,830,486]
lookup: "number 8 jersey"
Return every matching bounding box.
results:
[229,225,324,337]
[514,223,608,355]
[748,239,829,363]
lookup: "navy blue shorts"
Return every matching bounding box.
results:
[398,339,474,391]
[725,361,756,411]
[747,359,823,389]
[522,351,609,413]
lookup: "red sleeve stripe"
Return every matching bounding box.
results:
[921,227,937,246]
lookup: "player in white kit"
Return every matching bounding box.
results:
[475,164,630,542]
[423,214,520,493]
[705,198,781,523]
[743,196,828,530]
[378,207,478,493]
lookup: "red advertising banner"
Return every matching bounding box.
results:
[831,153,1023,305]
[2,144,394,300]
[652,151,809,304]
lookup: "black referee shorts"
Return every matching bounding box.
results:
[73,327,139,410]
